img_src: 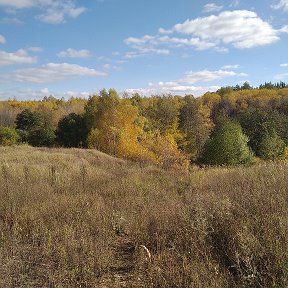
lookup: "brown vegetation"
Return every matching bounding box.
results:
[0,146,287,287]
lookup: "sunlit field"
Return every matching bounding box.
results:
[0,146,287,287]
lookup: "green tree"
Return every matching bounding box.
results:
[144,95,181,137]
[179,95,213,161]
[200,121,253,166]
[15,108,57,146]
[239,109,285,159]
[0,127,20,146]
[57,113,88,147]
[83,95,100,130]
[257,130,285,160]
[15,109,43,131]
[28,128,56,147]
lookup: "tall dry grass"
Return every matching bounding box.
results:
[0,146,287,287]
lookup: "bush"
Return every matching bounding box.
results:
[57,113,88,147]
[28,128,56,147]
[15,109,44,131]
[200,121,253,166]
[0,127,20,146]
[257,130,285,160]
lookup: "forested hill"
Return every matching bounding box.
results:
[1,82,288,167]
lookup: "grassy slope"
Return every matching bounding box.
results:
[0,146,287,287]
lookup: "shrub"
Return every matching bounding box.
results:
[57,113,88,147]
[200,121,253,166]
[28,128,56,147]
[15,108,44,131]
[0,126,20,146]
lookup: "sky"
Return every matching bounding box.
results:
[0,0,288,100]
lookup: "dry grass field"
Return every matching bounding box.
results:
[0,146,287,287]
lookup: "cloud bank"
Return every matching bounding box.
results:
[0,63,106,83]
[0,0,86,24]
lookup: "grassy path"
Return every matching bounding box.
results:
[99,233,146,288]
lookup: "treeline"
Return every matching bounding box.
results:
[1,83,288,168]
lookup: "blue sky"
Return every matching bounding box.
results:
[0,0,288,100]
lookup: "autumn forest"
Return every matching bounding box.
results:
[1,82,288,168]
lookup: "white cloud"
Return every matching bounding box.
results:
[173,10,284,49]
[126,85,220,97]
[124,34,217,54]
[158,35,217,50]
[279,25,288,33]
[57,48,90,58]
[179,69,247,84]
[0,17,23,24]
[0,35,6,44]
[124,35,158,46]
[124,47,170,59]
[124,10,287,57]
[37,10,65,24]
[0,63,106,83]
[221,64,240,69]
[126,68,246,96]
[0,87,93,100]
[27,46,43,52]
[103,63,120,70]
[0,88,51,100]
[158,27,173,34]
[0,0,35,9]
[280,63,288,67]
[124,35,171,57]
[203,3,223,13]
[272,0,288,12]
[36,4,86,24]
[0,0,86,24]
[0,49,37,66]
[274,73,288,80]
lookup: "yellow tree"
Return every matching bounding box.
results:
[87,89,153,161]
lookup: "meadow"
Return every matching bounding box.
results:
[0,145,287,287]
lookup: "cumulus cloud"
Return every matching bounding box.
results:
[157,35,216,50]
[126,68,246,96]
[272,0,288,12]
[280,63,288,67]
[36,3,85,24]
[0,63,106,83]
[158,27,173,34]
[0,35,6,44]
[124,36,171,57]
[0,49,37,66]
[203,3,223,13]
[124,34,217,55]
[173,10,284,49]
[180,69,247,84]
[124,10,287,56]
[57,48,90,58]
[0,0,86,24]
